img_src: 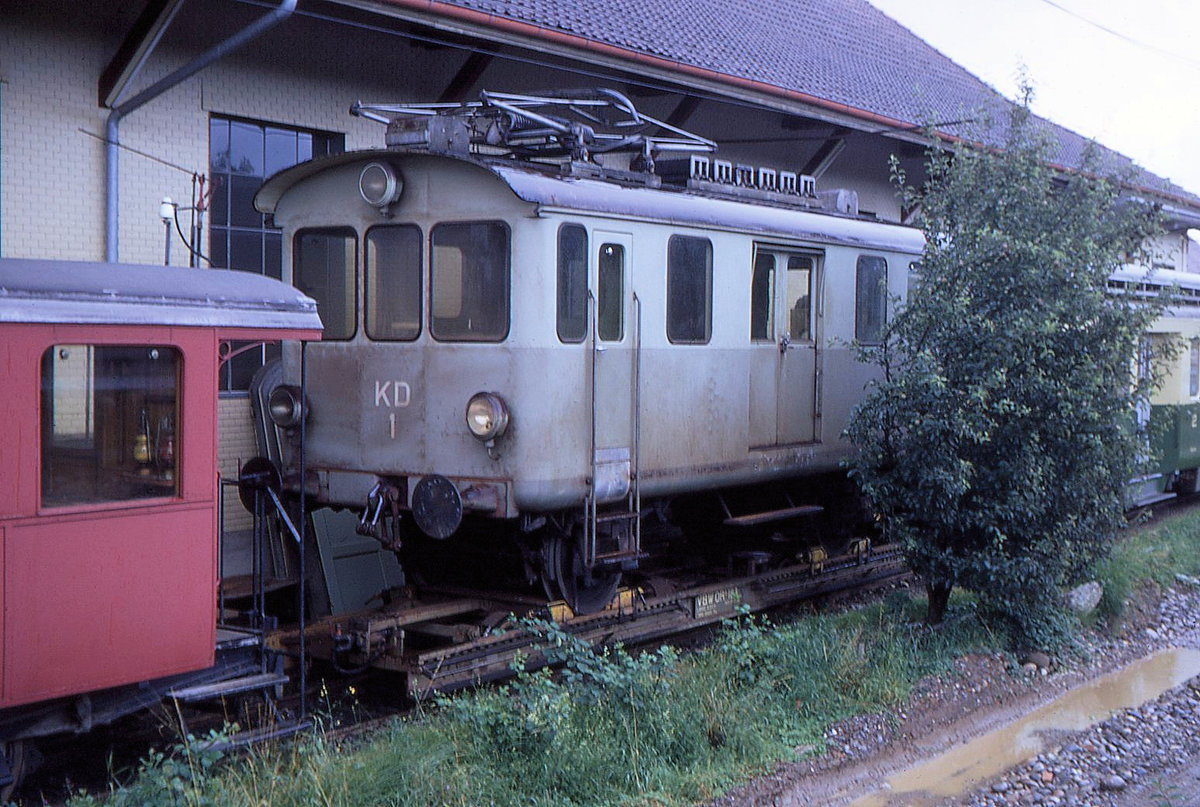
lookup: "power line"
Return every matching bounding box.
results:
[1036,0,1200,69]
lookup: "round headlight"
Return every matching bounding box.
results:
[465,392,509,442]
[359,162,402,209]
[267,385,304,428]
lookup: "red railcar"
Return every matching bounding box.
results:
[0,258,320,790]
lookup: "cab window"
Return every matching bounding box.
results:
[667,235,712,344]
[366,225,422,341]
[431,221,510,342]
[557,224,587,343]
[750,252,775,342]
[855,255,888,344]
[41,345,180,507]
[598,242,625,342]
[295,227,357,340]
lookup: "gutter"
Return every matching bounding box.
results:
[104,0,297,263]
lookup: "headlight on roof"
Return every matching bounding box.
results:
[465,392,509,442]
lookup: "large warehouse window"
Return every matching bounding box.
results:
[209,116,343,389]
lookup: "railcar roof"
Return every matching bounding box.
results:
[256,149,925,254]
[0,259,322,333]
[491,163,926,253]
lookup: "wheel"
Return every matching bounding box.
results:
[542,529,621,616]
[0,740,27,802]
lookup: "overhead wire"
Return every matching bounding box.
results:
[1035,0,1200,69]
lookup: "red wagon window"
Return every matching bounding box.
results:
[40,345,181,507]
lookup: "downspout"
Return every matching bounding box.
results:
[105,0,297,263]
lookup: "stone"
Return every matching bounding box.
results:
[1021,651,1052,670]
[1067,581,1103,614]
[1099,774,1126,792]
[1041,770,1055,784]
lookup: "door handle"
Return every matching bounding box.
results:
[779,334,791,353]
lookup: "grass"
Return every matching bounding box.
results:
[1094,506,1200,625]
[65,506,1200,807]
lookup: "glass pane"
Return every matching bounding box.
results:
[666,236,712,344]
[295,228,357,340]
[230,175,264,229]
[598,242,624,342]
[209,227,229,269]
[366,225,422,341]
[229,120,264,176]
[557,224,587,343]
[787,256,813,341]
[431,222,510,342]
[265,127,298,177]
[229,229,264,274]
[1191,339,1199,397]
[750,252,775,342]
[297,132,313,163]
[855,255,887,344]
[41,345,180,507]
[209,174,230,227]
[227,342,262,392]
[209,118,230,173]
[264,232,282,280]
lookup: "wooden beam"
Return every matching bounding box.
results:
[98,0,185,108]
[437,50,493,103]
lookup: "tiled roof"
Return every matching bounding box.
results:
[387,0,1197,206]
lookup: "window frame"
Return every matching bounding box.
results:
[294,226,360,342]
[855,254,888,345]
[597,241,625,343]
[429,220,512,343]
[365,223,423,342]
[556,223,588,343]
[209,114,344,391]
[666,234,713,345]
[40,343,182,510]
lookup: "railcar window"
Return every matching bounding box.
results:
[431,221,510,342]
[40,345,180,507]
[855,255,888,344]
[598,243,625,342]
[1191,338,1199,397]
[557,224,587,343]
[667,235,713,344]
[366,225,422,341]
[787,256,814,341]
[295,228,357,340]
[751,252,775,341]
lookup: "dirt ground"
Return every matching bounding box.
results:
[713,582,1198,806]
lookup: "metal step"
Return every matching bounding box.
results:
[595,509,638,524]
[723,504,823,527]
[168,672,288,703]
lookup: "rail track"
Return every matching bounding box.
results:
[267,541,909,699]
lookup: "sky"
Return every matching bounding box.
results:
[866,0,1200,197]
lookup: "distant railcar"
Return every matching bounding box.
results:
[1116,267,1200,504]
[0,259,320,793]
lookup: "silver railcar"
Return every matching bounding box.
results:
[254,94,924,612]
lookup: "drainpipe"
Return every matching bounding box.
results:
[105,0,296,263]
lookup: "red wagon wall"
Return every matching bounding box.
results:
[0,323,220,709]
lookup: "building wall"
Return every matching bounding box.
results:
[0,6,411,533]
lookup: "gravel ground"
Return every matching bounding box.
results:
[955,578,1200,807]
[716,576,1200,806]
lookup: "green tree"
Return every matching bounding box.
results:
[845,98,1163,646]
